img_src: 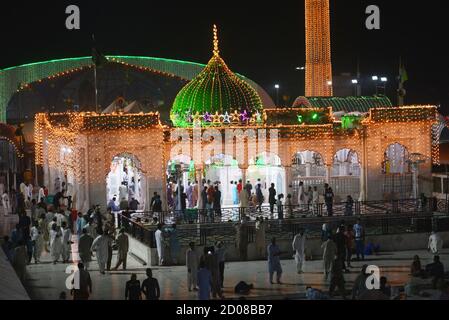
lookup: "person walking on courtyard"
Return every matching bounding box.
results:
[255,217,267,259]
[197,261,212,300]
[344,224,355,268]
[324,185,334,216]
[91,229,111,274]
[292,229,306,274]
[201,246,223,299]
[30,220,43,264]
[297,181,305,206]
[125,274,141,300]
[239,187,249,209]
[329,258,347,299]
[345,195,354,216]
[232,181,239,205]
[2,191,11,216]
[78,228,93,270]
[71,263,92,300]
[235,220,248,261]
[268,183,276,217]
[276,194,284,220]
[105,229,114,271]
[215,241,226,288]
[256,182,264,212]
[155,223,164,266]
[334,226,349,273]
[141,268,160,300]
[50,223,63,264]
[428,231,443,255]
[169,224,180,264]
[268,237,282,284]
[186,242,199,292]
[61,221,72,263]
[321,235,337,280]
[353,219,365,261]
[113,228,129,270]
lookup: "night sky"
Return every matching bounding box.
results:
[1,0,448,113]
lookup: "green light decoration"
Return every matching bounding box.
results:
[255,157,265,166]
[297,114,303,123]
[341,115,362,130]
[170,25,263,127]
[312,113,319,120]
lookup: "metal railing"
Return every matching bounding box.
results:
[118,210,449,249]
[116,198,435,227]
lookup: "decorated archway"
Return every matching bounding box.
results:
[204,154,242,206]
[106,153,145,209]
[331,149,361,200]
[291,150,327,203]
[247,152,285,203]
[382,143,412,199]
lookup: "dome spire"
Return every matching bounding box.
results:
[213,24,220,57]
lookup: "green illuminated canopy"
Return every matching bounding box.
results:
[0,55,273,123]
[170,26,263,127]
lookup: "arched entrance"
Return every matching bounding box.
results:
[292,150,326,202]
[204,154,242,206]
[382,143,412,199]
[166,154,193,209]
[106,153,145,209]
[247,152,285,203]
[330,149,361,201]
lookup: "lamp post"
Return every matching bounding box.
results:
[380,77,388,95]
[274,84,280,107]
[351,79,359,96]
[372,76,379,95]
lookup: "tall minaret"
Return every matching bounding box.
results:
[305,0,333,97]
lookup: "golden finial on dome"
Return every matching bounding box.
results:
[213,24,220,57]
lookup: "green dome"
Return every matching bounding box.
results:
[170,26,263,127]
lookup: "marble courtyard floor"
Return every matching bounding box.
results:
[22,247,448,300]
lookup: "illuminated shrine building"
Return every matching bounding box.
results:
[35,26,439,212]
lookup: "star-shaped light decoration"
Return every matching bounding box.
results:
[240,110,250,122]
[203,112,212,122]
[212,112,221,124]
[231,110,240,123]
[192,112,202,126]
[222,112,231,124]
[255,111,262,123]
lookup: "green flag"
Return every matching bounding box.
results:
[399,66,408,84]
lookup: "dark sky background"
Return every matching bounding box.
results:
[1,0,449,113]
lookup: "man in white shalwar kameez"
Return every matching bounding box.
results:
[186,242,199,291]
[428,231,443,255]
[91,230,111,274]
[38,186,45,204]
[50,224,63,264]
[61,222,72,263]
[2,191,11,216]
[155,224,164,266]
[292,230,306,274]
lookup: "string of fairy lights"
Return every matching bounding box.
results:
[305,0,333,97]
